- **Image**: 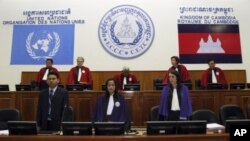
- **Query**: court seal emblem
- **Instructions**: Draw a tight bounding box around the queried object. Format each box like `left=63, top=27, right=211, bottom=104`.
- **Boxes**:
left=99, top=5, right=154, bottom=59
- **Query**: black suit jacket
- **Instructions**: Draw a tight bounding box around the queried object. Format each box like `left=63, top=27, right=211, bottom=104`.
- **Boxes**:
left=36, top=86, right=68, bottom=131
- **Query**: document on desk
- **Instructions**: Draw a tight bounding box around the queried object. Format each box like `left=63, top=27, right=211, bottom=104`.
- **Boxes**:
left=0, top=130, right=9, bottom=135
left=207, top=123, right=225, bottom=132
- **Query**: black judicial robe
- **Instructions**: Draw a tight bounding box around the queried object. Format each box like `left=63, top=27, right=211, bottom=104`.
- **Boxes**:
left=92, top=93, right=130, bottom=123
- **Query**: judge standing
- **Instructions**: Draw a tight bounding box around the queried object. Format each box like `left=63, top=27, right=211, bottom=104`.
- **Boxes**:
left=200, top=59, right=227, bottom=89
left=36, top=58, right=60, bottom=90
left=163, top=56, right=191, bottom=84
left=92, top=78, right=130, bottom=123
left=67, top=56, right=92, bottom=89
left=159, top=70, right=192, bottom=121
left=37, top=72, right=68, bottom=131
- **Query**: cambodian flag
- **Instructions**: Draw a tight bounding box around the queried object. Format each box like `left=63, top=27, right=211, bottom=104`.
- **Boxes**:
left=178, top=24, right=242, bottom=64
left=11, top=25, right=75, bottom=65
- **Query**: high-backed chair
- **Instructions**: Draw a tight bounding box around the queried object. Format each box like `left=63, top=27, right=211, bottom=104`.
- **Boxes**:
left=62, top=106, right=74, bottom=122
left=191, top=109, right=218, bottom=123
left=194, top=79, right=202, bottom=90
left=220, top=104, right=245, bottom=125
left=153, top=78, right=163, bottom=90
left=148, top=105, right=159, bottom=121
left=0, top=108, right=21, bottom=130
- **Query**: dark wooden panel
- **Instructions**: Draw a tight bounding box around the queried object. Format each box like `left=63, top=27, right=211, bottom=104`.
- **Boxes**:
left=122, top=92, right=140, bottom=127
left=15, top=91, right=38, bottom=121
left=0, top=92, right=16, bottom=108
left=1, top=90, right=250, bottom=127
left=69, top=91, right=99, bottom=121
left=140, top=91, right=161, bottom=126
left=0, top=134, right=229, bottom=141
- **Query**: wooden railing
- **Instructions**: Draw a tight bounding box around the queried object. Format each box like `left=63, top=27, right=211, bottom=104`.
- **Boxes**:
left=1, top=90, right=250, bottom=126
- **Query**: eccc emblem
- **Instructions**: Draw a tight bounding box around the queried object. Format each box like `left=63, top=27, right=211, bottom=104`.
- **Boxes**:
left=26, top=31, right=60, bottom=60
left=99, top=5, right=154, bottom=59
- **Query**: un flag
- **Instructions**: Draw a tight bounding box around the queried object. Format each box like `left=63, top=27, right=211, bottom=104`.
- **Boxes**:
left=11, top=25, right=75, bottom=65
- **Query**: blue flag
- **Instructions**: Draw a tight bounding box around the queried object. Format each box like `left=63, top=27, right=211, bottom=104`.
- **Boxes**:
left=11, top=25, right=75, bottom=65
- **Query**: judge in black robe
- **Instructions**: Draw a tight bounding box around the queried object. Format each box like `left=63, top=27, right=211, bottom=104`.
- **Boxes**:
left=92, top=78, right=130, bottom=125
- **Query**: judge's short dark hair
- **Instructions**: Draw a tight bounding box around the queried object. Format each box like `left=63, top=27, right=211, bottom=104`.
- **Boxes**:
left=46, top=58, right=53, bottom=64
left=207, top=59, right=215, bottom=64
left=47, top=71, right=59, bottom=78
left=171, top=56, right=180, bottom=64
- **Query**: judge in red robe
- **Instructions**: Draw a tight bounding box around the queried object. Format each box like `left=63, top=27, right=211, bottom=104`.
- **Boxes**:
left=114, top=66, right=138, bottom=90
left=36, top=58, right=60, bottom=90
left=201, top=59, right=227, bottom=88
left=67, top=57, right=92, bottom=89
left=163, top=56, right=191, bottom=84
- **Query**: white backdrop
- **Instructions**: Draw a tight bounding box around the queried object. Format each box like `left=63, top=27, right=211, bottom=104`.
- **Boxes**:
left=0, top=0, right=249, bottom=90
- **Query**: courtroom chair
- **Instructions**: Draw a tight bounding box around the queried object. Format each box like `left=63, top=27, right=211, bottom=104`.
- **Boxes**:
left=195, top=79, right=202, bottom=90
left=0, top=108, right=21, bottom=130
left=153, top=78, right=163, bottom=90
left=30, top=80, right=39, bottom=90
left=191, top=109, right=218, bottom=123
left=248, top=103, right=250, bottom=119
left=62, top=106, right=74, bottom=122
left=220, top=104, right=245, bottom=125
left=148, top=105, right=160, bottom=121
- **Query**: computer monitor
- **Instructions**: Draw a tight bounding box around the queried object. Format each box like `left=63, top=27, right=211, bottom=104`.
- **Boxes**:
left=66, top=84, right=87, bottom=91
left=246, top=83, right=250, bottom=89
left=94, top=122, right=125, bottom=135
left=176, top=120, right=207, bottom=134
left=0, top=84, right=9, bottom=91
left=8, top=121, right=37, bottom=135
left=58, top=84, right=64, bottom=89
left=230, top=83, right=246, bottom=90
left=225, top=119, right=250, bottom=133
left=207, top=83, right=223, bottom=90
left=183, top=83, right=192, bottom=90
left=15, top=84, right=32, bottom=91
left=146, top=121, right=176, bottom=135
left=123, top=84, right=140, bottom=91
left=154, top=83, right=166, bottom=90
left=62, top=122, right=92, bottom=135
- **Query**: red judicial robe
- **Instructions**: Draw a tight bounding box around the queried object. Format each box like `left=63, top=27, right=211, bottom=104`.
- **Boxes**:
left=163, top=65, right=191, bottom=84
left=201, top=67, right=227, bottom=88
left=114, top=73, right=138, bottom=90
left=36, top=67, right=60, bottom=89
left=67, top=66, right=92, bottom=86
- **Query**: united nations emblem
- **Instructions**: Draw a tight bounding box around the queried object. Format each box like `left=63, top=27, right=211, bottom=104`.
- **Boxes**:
left=98, top=5, right=154, bottom=59
left=26, top=31, right=60, bottom=60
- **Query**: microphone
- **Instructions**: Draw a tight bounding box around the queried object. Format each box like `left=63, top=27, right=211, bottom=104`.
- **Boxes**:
left=61, top=104, right=68, bottom=121
left=60, top=104, right=68, bottom=132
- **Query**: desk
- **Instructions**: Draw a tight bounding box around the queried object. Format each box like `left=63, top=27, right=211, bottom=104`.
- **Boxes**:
left=1, top=90, right=250, bottom=126
left=21, top=70, right=246, bottom=90
left=0, top=134, right=229, bottom=141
